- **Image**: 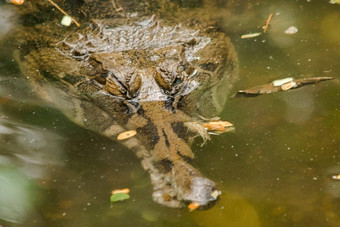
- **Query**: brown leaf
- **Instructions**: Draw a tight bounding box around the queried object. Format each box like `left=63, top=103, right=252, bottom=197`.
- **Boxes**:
left=233, top=77, right=335, bottom=97
left=294, top=77, right=335, bottom=86
left=234, top=84, right=280, bottom=97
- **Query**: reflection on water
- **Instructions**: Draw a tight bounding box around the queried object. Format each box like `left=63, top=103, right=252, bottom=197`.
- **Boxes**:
left=279, top=90, right=315, bottom=124
left=0, top=167, right=33, bottom=224
left=0, top=0, right=339, bottom=226
left=0, top=5, right=16, bottom=39
left=0, top=118, right=64, bottom=224
left=0, top=118, right=64, bottom=179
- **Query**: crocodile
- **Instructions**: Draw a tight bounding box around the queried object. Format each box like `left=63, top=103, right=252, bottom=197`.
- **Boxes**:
left=13, top=0, right=238, bottom=208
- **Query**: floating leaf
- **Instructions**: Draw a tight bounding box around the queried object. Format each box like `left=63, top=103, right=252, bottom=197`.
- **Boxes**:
left=117, top=130, right=137, bottom=140
left=234, top=84, right=280, bottom=97
left=233, top=77, right=335, bottom=97
left=110, top=193, right=130, bottom=202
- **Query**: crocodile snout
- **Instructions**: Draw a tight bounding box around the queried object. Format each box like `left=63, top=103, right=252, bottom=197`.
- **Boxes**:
left=186, top=177, right=221, bottom=207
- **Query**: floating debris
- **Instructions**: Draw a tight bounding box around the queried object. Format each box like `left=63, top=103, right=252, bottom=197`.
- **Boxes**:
left=329, top=0, right=340, bottom=4
left=117, top=130, right=137, bottom=140
left=234, top=77, right=335, bottom=97
left=285, top=26, right=298, bottom=34
left=110, top=188, right=131, bottom=202
left=241, top=32, right=262, bottom=39
left=263, top=13, right=274, bottom=33
left=47, top=0, right=80, bottom=27
left=9, top=0, right=24, bottom=5
left=110, top=193, right=130, bottom=202
left=331, top=174, right=340, bottom=180
left=201, top=121, right=234, bottom=133
left=280, top=81, right=297, bottom=91
left=272, top=77, right=294, bottom=86
left=211, top=190, right=221, bottom=200
left=112, top=188, right=130, bottom=195
left=188, top=202, right=200, bottom=211
left=61, top=15, right=72, bottom=26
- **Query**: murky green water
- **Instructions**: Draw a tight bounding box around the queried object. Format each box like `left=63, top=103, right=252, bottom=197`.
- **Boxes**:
left=0, top=0, right=339, bottom=226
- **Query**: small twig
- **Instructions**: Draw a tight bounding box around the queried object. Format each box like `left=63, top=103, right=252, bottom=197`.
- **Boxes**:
left=47, top=0, right=80, bottom=27
left=262, top=13, right=273, bottom=33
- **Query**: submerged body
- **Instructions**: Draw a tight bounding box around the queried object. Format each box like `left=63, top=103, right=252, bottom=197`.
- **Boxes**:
left=15, top=0, right=238, bottom=208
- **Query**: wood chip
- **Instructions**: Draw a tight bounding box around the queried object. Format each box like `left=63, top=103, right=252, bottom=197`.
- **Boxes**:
left=211, top=190, right=221, bottom=199
left=188, top=202, right=200, bottom=211
left=332, top=174, right=340, bottom=180
left=202, top=121, right=233, bottom=132
left=241, top=32, right=262, bottom=39
left=117, top=130, right=137, bottom=140
left=112, top=188, right=130, bottom=195
left=61, top=15, right=72, bottom=26
left=10, top=0, right=24, bottom=5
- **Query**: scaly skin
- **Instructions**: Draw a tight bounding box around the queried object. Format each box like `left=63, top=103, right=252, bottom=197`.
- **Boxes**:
left=14, top=0, right=238, bottom=208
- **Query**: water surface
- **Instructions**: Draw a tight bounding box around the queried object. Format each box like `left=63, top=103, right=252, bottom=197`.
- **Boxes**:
left=0, top=0, right=339, bottom=226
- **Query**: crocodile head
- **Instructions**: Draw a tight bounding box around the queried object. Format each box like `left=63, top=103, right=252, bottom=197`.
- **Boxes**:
left=86, top=50, right=225, bottom=207
left=70, top=20, right=238, bottom=207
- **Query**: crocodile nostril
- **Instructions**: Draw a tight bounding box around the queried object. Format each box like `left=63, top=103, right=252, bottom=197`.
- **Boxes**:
left=186, top=177, right=221, bottom=206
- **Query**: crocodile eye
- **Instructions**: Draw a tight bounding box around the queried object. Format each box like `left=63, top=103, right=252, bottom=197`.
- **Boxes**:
left=172, top=76, right=183, bottom=86
left=154, top=68, right=172, bottom=91
left=127, top=73, right=142, bottom=98
left=104, top=72, right=127, bottom=97
left=154, top=60, right=185, bottom=94
left=103, top=69, right=141, bottom=99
